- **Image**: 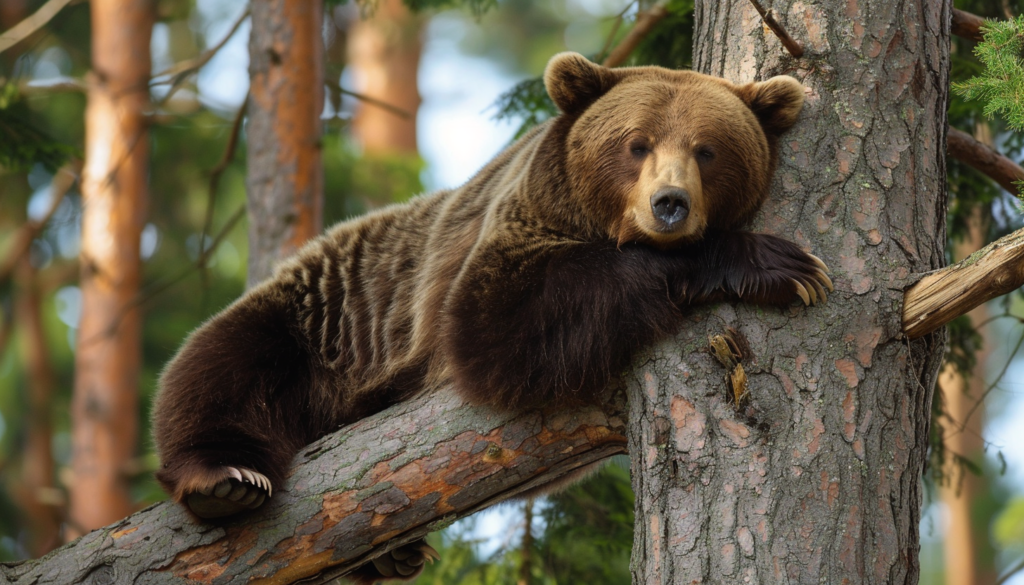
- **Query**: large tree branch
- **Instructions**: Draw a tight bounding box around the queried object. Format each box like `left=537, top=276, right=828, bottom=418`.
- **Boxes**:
left=903, top=226, right=1024, bottom=338
left=951, top=8, right=986, bottom=42
left=0, top=390, right=626, bottom=584
left=947, top=126, right=1024, bottom=194
left=901, top=127, right=1024, bottom=338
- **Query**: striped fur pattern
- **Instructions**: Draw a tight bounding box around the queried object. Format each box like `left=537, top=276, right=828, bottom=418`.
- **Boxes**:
left=152, top=54, right=827, bottom=578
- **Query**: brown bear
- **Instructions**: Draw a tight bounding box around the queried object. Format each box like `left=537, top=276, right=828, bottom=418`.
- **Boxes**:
left=152, top=52, right=831, bottom=582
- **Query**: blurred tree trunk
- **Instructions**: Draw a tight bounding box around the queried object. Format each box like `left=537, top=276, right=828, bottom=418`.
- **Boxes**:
left=939, top=204, right=997, bottom=585
left=628, top=1, right=948, bottom=582
left=68, top=0, right=153, bottom=541
left=347, top=0, right=422, bottom=155
left=15, top=257, right=60, bottom=556
left=246, top=0, right=324, bottom=287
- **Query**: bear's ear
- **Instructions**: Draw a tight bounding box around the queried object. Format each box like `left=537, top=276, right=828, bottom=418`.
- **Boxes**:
left=734, top=76, right=806, bottom=135
left=544, top=52, right=618, bottom=115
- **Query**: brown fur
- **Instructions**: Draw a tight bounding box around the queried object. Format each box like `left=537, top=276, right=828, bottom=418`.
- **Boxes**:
left=153, top=52, right=824, bottom=581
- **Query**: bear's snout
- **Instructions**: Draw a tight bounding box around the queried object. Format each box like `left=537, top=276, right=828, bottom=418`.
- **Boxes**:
left=651, top=187, right=691, bottom=229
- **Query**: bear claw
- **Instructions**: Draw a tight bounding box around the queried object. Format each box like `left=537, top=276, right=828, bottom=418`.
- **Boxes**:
left=185, top=466, right=271, bottom=519
left=369, top=540, right=440, bottom=580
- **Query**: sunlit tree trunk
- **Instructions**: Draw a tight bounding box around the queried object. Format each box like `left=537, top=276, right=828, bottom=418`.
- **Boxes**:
left=628, top=1, right=948, bottom=582
left=246, top=0, right=324, bottom=287
left=15, top=257, right=61, bottom=555
left=68, top=0, right=153, bottom=541
left=939, top=204, right=997, bottom=585
left=347, top=0, right=422, bottom=155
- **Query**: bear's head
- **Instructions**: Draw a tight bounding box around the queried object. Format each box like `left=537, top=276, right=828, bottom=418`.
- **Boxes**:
left=544, top=52, right=805, bottom=247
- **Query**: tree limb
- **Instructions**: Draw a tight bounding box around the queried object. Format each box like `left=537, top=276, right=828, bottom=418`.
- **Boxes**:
left=602, top=2, right=668, bottom=68
left=903, top=226, right=1024, bottom=338
left=947, top=126, right=1024, bottom=194
left=0, top=0, right=77, bottom=55
left=952, top=8, right=986, bottom=42
left=747, top=0, right=804, bottom=58
left=0, top=390, right=627, bottom=584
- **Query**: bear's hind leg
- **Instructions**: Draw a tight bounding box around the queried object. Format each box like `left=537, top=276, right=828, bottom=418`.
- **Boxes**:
left=154, top=284, right=314, bottom=519
left=345, top=539, right=441, bottom=584
left=173, top=464, right=271, bottom=519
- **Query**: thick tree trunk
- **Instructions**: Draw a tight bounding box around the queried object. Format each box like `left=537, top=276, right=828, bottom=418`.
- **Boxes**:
left=69, top=0, right=153, bottom=540
left=0, top=391, right=627, bottom=584
left=347, top=0, right=422, bottom=155
left=14, top=258, right=61, bottom=557
left=246, top=0, right=324, bottom=287
left=938, top=205, right=997, bottom=585
left=628, top=2, right=948, bottom=583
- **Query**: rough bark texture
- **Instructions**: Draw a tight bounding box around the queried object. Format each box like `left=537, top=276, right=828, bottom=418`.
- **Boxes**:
left=69, top=0, right=153, bottom=540
left=0, top=391, right=626, bottom=584
left=627, top=2, right=948, bottom=583
left=246, top=0, right=324, bottom=287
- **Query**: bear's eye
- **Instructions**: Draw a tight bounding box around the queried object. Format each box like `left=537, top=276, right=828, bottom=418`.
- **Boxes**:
left=630, top=141, right=651, bottom=159
left=696, top=146, right=716, bottom=163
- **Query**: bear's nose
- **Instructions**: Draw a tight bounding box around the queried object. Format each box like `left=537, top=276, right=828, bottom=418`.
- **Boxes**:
left=651, top=187, right=691, bottom=228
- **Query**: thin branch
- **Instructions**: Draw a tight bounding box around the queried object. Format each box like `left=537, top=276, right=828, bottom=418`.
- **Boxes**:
left=0, top=0, right=77, bottom=55
left=954, top=326, right=1024, bottom=436
left=947, top=126, right=1024, bottom=195
left=201, top=96, right=249, bottom=273
left=18, top=77, right=87, bottom=95
left=0, top=391, right=627, bottom=584
left=152, top=7, right=250, bottom=106
left=325, top=79, right=411, bottom=119
left=595, top=1, right=637, bottom=65
left=747, top=0, right=805, bottom=58
left=602, top=1, right=669, bottom=68
left=997, top=556, right=1024, bottom=585
left=952, top=8, right=987, bottom=42
left=0, top=161, right=80, bottom=287
left=903, top=225, right=1024, bottom=338
left=77, top=204, right=247, bottom=351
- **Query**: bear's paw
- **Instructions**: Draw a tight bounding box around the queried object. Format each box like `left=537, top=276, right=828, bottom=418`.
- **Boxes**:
left=183, top=466, right=271, bottom=519
left=347, top=539, right=441, bottom=584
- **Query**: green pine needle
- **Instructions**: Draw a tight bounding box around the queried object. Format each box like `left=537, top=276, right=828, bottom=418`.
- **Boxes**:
left=954, top=15, right=1024, bottom=132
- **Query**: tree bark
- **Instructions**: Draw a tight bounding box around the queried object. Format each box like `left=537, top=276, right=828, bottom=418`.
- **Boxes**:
left=246, top=0, right=324, bottom=287
left=69, top=0, right=153, bottom=540
left=626, top=2, right=948, bottom=583
left=0, top=391, right=627, bottom=584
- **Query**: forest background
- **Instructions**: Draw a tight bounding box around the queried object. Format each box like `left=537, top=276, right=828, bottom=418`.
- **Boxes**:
left=0, top=0, right=1022, bottom=583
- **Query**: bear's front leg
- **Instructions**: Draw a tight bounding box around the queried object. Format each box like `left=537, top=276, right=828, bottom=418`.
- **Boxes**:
left=678, top=230, right=833, bottom=306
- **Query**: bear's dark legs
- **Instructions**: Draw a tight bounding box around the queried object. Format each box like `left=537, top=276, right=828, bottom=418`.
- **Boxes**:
left=445, top=232, right=831, bottom=409
left=153, top=286, right=315, bottom=519
left=344, top=539, right=441, bottom=584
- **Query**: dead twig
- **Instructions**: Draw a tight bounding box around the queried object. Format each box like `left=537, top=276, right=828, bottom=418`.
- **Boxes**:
left=747, top=0, right=804, bottom=58
left=602, top=1, right=669, bottom=68
left=0, top=0, right=78, bottom=55
left=325, top=78, right=411, bottom=119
